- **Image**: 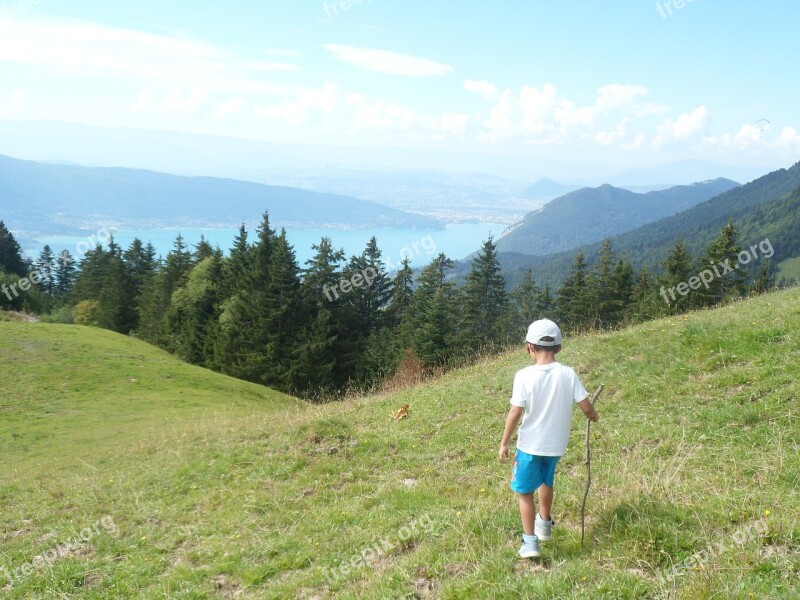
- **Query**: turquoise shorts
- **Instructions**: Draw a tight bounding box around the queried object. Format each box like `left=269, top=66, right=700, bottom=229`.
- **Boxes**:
left=510, top=449, right=560, bottom=494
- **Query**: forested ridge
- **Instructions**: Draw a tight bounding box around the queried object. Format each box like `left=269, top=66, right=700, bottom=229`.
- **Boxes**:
left=0, top=209, right=781, bottom=397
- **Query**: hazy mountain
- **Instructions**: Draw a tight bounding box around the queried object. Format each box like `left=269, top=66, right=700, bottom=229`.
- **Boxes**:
left=521, top=178, right=583, bottom=198
left=491, top=161, right=800, bottom=287
left=496, top=178, right=740, bottom=256
left=0, top=120, right=778, bottom=185
left=0, top=154, right=440, bottom=236
left=608, top=159, right=767, bottom=187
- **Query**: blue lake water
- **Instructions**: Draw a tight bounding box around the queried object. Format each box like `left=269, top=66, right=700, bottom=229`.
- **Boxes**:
left=29, top=222, right=511, bottom=270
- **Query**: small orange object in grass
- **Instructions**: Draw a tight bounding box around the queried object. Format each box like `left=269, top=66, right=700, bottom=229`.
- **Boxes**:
left=393, top=403, right=410, bottom=420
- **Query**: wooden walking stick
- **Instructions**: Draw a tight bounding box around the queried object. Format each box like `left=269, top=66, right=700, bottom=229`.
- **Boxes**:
left=580, top=384, right=604, bottom=547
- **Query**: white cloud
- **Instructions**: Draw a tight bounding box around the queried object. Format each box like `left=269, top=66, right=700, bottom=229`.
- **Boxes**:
left=776, top=126, right=800, bottom=154
left=247, top=61, right=300, bottom=72
left=652, top=106, right=709, bottom=149
left=323, top=44, right=453, bottom=77
left=481, top=83, right=652, bottom=143
left=464, top=79, right=498, bottom=100
left=439, top=112, right=470, bottom=136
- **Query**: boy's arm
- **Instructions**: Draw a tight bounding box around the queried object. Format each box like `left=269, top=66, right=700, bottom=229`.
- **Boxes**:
left=577, top=397, right=599, bottom=422
left=499, top=405, right=524, bottom=462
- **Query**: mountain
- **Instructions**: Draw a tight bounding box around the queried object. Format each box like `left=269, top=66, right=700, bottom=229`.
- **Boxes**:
left=521, top=178, right=582, bottom=198
left=608, top=159, right=768, bottom=187
left=495, top=179, right=739, bottom=256
left=493, top=161, right=800, bottom=287
left=0, top=154, right=440, bottom=236
left=3, top=287, right=797, bottom=596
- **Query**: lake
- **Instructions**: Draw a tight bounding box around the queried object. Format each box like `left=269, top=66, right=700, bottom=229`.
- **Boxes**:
left=30, top=222, right=512, bottom=270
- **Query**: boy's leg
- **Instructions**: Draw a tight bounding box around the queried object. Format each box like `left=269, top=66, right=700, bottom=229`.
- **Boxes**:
left=537, top=484, right=553, bottom=521
left=518, top=493, right=536, bottom=536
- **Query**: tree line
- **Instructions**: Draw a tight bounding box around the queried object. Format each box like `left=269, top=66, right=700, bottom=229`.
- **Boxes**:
left=0, top=216, right=777, bottom=398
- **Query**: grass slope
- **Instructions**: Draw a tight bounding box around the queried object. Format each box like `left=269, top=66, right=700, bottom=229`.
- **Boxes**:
left=1, top=292, right=799, bottom=599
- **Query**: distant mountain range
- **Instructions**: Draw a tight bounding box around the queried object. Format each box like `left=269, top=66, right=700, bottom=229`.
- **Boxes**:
left=489, top=161, right=800, bottom=287
left=0, top=120, right=775, bottom=185
left=0, top=154, right=440, bottom=237
left=496, top=178, right=740, bottom=256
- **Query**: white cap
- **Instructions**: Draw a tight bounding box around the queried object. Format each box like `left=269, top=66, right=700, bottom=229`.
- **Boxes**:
left=525, top=319, right=563, bottom=346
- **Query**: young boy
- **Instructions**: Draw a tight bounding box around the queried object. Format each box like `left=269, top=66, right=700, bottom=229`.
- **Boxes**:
left=499, top=319, right=599, bottom=558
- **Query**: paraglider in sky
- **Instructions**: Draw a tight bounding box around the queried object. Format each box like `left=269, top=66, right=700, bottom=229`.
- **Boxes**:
left=755, top=119, right=771, bottom=131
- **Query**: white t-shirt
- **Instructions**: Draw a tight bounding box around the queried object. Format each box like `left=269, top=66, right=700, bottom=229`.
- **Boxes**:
left=510, top=362, right=589, bottom=457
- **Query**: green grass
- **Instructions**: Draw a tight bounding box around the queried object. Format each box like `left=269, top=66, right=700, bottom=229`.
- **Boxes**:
left=776, top=256, right=800, bottom=283
left=2, top=291, right=799, bottom=599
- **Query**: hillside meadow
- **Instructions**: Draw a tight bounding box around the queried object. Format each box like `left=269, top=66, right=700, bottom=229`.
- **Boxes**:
left=1, top=289, right=798, bottom=598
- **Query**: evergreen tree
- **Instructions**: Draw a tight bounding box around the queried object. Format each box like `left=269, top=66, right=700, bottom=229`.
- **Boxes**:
left=386, top=257, right=414, bottom=331
left=628, top=267, right=663, bottom=323
left=659, top=238, right=694, bottom=313
left=123, top=239, right=157, bottom=322
left=169, top=254, right=224, bottom=364
left=505, top=268, right=541, bottom=342
left=347, top=237, right=392, bottom=338
left=0, top=221, right=26, bottom=276
left=411, top=253, right=457, bottom=367
left=699, top=221, right=747, bottom=306
left=588, top=240, right=618, bottom=327
left=462, top=237, right=507, bottom=347
left=294, top=237, right=354, bottom=393
left=54, top=250, right=77, bottom=297
left=752, top=258, right=774, bottom=294
left=97, top=237, right=137, bottom=333
left=261, top=229, right=303, bottom=391
left=36, top=245, right=56, bottom=296
left=556, top=251, right=591, bottom=330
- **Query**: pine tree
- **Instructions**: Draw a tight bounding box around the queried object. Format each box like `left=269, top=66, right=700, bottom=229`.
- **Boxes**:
left=556, top=251, right=591, bottom=330
left=462, top=237, right=507, bottom=348
left=751, top=258, right=774, bottom=295
left=347, top=237, right=392, bottom=337
left=261, top=229, right=303, bottom=391
left=411, top=253, right=457, bottom=367
left=628, top=267, right=663, bottom=323
left=294, top=237, right=356, bottom=393
left=97, top=236, right=137, bottom=333
left=505, top=268, right=541, bottom=342
left=169, top=254, right=224, bottom=364
left=36, top=245, right=56, bottom=296
left=386, top=257, right=414, bottom=331
left=54, top=250, right=77, bottom=297
left=0, top=221, right=26, bottom=276
left=588, top=240, right=617, bottom=327
left=700, top=221, right=747, bottom=306
left=659, top=238, right=694, bottom=313
left=123, top=239, right=157, bottom=324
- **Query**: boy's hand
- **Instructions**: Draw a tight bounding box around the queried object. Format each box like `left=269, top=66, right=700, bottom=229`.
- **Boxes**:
left=498, top=443, right=510, bottom=462
left=588, top=411, right=599, bottom=423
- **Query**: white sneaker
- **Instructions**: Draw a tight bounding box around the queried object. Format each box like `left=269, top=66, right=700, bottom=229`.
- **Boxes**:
left=518, top=534, right=540, bottom=558
left=535, top=514, right=553, bottom=541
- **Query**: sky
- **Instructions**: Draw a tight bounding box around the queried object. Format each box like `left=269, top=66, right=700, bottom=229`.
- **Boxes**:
left=0, top=0, right=798, bottom=172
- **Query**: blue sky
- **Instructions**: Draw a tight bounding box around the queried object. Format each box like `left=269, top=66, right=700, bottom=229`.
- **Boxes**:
left=0, top=0, right=798, bottom=170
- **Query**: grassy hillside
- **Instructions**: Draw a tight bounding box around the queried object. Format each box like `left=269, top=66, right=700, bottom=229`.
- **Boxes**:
left=1, top=291, right=799, bottom=598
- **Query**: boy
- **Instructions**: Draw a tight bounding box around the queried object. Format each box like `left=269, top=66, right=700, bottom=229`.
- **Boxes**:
left=499, top=319, right=599, bottom=558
